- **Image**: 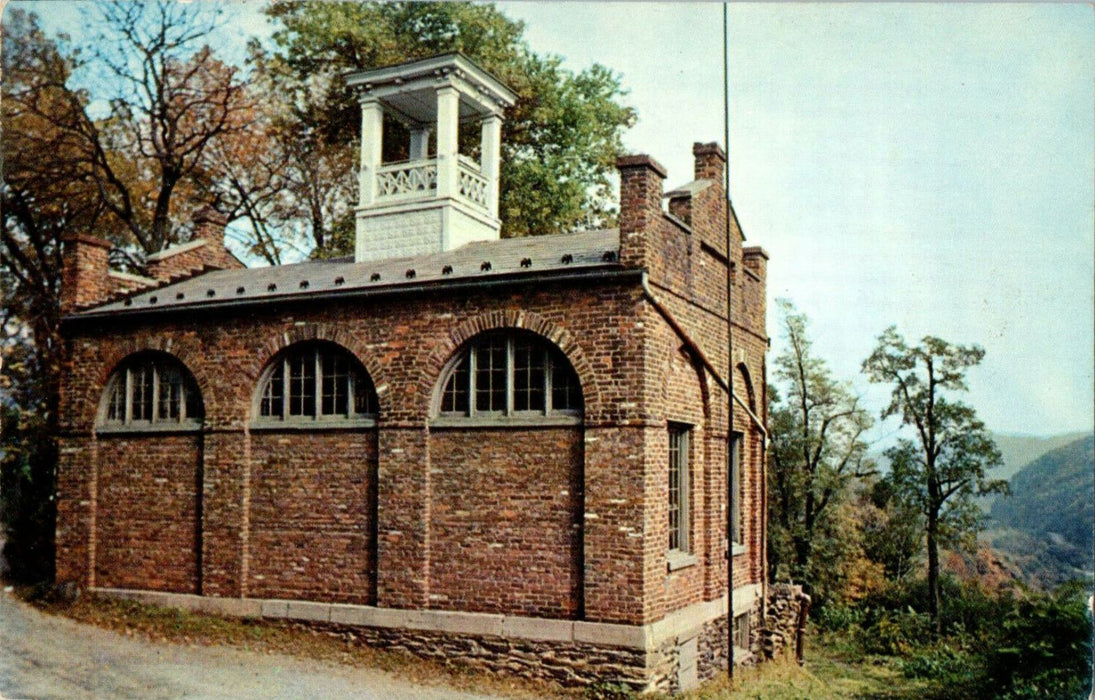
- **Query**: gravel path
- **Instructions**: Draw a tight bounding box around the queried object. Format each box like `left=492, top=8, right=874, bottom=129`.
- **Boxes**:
left=0, top=588, right=496, bottom=700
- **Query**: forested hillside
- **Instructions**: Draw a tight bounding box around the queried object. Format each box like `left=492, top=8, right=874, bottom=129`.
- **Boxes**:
left=988, top=434, right=1094, bottom=588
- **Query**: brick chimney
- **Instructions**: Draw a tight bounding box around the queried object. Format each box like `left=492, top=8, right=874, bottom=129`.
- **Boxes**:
left=742, top=246, right=768, bottom=279
left=192, top=205, right=228, bottom=248
left=617, top=154, right=667, bottom=269
left=60, top=233, right=113, bottom=314
left=145, top=206, right=242, bottom=283
left=693, top=142, right=725, bottom=183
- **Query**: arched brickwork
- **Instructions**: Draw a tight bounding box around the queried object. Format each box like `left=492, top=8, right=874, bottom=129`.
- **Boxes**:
left=97, top=336, right=207, bottom=396
left=418, top=309, right=600, bottom=418
left=250, top=324, right=392, bottom=417
left=92, top=338, right=208, bottom=429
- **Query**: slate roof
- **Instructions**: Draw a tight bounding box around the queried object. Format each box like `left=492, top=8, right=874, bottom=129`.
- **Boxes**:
left=81, top=228, right=623, bottom=318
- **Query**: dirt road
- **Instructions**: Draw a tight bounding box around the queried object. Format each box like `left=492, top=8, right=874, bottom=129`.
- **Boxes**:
left=0, top=588, right=496, bottom=700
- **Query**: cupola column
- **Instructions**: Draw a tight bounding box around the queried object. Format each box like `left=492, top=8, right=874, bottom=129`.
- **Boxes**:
left=359, top=98, right=383, bottom=207
left=480, top=115, right=503, bottom=214
left=409, top=127, right=431, bottom=161
left=436, top=85, right=461, bottom=200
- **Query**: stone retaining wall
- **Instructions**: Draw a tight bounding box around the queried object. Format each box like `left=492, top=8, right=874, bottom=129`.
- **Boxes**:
left=761, top=583, right=807, bottom=660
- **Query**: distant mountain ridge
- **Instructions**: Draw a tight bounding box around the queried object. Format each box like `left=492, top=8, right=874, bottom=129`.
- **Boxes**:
left=989, top=431, right=1091, bottom=482
left=988, top=434, right=1094, bottom=589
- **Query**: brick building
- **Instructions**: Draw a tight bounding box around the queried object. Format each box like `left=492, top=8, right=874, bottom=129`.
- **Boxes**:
left=55, top=54, right=771, bottom=692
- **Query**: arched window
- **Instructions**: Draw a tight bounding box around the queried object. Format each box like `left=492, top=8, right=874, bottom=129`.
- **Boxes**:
left=436, top=331, right=582, bottom=419
left=255, top=343, right=377, bottom=424
left=100, top=353, right=203, bottom=428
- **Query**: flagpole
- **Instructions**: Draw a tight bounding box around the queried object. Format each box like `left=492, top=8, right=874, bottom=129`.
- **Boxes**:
left=723, top=0, right=736, bottom=681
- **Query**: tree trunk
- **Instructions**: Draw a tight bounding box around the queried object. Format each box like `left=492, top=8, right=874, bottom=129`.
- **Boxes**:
left=793, top=534, right=813, bottom=594
left=926, top=510, right=941, bottom=638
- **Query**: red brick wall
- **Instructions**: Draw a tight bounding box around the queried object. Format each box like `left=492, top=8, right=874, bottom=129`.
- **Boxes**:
left=94, top=434, right=202, bottom=593
left=57, top=140, right=769, bottom=633
left=429, top=427, right=583, bottom=618
left=249, top=431, right=378, bottom=604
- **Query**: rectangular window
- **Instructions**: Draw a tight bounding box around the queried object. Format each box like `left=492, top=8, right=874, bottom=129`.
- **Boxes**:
left=474, top=336, right=506, bottom=413
left=668, top=425, right=690, bottom=553
left=731, top=432, right=743, bottom=545
left=131, top=365, right=154, bottom=421
left=321, top=352, right=348, bottom=415
left=288, top=352, right=316, bottom=417
left=512, top=340, right=545, bottom=412
left=158, top=369, right=181, bottom=421
left=733, top=612, right=750, bottom=650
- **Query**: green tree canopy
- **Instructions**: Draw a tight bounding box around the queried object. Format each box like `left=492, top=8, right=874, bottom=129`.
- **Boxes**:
left=862, top=327, right=1007, bottom=635
left=254, top=1, right=636, bottom=253
left=767, top=299, right=874, bottom=602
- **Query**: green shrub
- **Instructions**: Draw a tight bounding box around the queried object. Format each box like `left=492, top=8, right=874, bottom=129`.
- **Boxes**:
left=813, top=602, right=865, bottom=633
left=981, top=582, right=1092, bottom=700
left=858, top=607, right=932, bottom=656
left=899, top=643, right=972, bottom=681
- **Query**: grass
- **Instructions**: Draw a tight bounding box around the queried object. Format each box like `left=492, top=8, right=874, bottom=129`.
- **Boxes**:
left=22, top=587, right=580, bottom=699
left=681, top=637, right=933, bottom=700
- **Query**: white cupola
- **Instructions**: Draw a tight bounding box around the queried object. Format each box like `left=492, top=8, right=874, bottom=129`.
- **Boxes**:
left=345, top=53, right=518, bottom=263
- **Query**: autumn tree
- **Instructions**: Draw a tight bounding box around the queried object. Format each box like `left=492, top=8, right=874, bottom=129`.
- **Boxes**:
left=1, top=2, right=248, bottom=579
left=767, top=300, right=875, bottom=602
left=0, top=9, right=97, bottom=580
left=862, top=327, right=1007, bottom=635
left=249, top=1, right=635, bottom=256
left=205, top=53, right=355, bottom=262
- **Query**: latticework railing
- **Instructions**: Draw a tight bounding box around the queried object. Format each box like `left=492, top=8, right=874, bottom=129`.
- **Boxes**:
left=375, top=160, right=437, bottom=200
left=458, top=160, right=489, bottom=209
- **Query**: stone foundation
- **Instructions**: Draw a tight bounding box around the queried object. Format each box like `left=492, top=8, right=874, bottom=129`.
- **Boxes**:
left=91, top=585, right=767, bottom=694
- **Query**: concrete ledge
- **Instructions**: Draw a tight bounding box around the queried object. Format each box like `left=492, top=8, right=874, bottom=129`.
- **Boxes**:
left=286, top=600, right=331, bottom=622
left=502, top=616, right=574, bottom=642
left=90, top=585, right=760, bottom=651
left=146, top=239, right=207, bottom=262
left=92, top=588, right=262, bottom=618
left=574, top=621, right=649, bottom=648
left=260, top=599, right=290, bottom=618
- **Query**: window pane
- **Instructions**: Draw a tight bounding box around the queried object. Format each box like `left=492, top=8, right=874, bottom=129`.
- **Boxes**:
left=158, top=368, right=182, bottom=421
left=441, top=356, right=469, bottom=413
left=261, top=364, right=284, bottom=417
left=474, top=336, right=506, bottom=412
left=731, top=433, right=743, bottom=544
left=321, top=351, right=348, bottom=415
left=132, top=364, right=154, bottom=421
left=101, top=356, right=201, bottom=427
left=513, top=340, right=545, bottom=412
left=288, top=351, right=316, bottom=417
left=669, top=429, right=683, bottom=551
left=550, top=354, right=582, bottom=412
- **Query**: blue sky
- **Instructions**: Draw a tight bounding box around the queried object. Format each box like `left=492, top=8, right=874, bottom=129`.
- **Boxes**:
left=17, top=1, right=1095, bottom=438
left=504, top=2, right=1095, bottom=440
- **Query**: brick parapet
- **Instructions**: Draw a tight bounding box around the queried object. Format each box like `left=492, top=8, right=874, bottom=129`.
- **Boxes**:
left=617, top=154, right=667, bottom=271
left=61, top=234, right=113, bottom=313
